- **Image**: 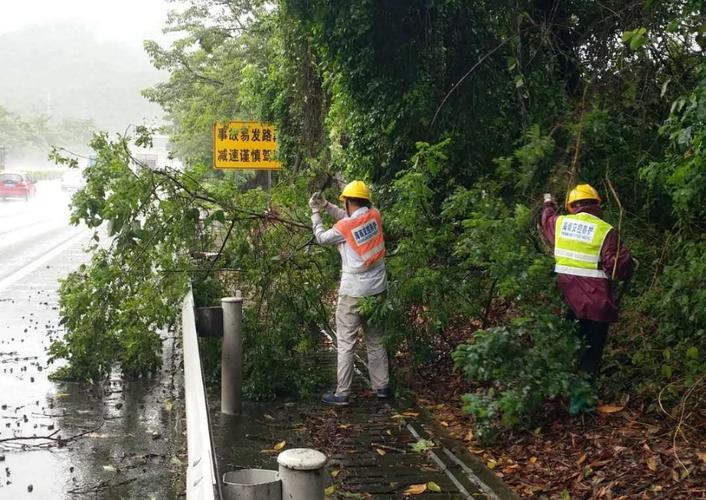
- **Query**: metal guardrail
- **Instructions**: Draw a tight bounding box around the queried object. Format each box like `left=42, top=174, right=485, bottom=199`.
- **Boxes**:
left=182, top=289, right=221, bottom=500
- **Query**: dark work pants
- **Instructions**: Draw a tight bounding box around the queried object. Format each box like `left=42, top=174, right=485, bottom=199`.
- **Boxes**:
left=567, top=312, right=610, bottom=381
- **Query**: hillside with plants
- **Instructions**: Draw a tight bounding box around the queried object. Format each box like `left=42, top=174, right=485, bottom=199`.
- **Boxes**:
left=50, top=1, right=705, bottom=496
left=0, top=23, right=163, bottom=132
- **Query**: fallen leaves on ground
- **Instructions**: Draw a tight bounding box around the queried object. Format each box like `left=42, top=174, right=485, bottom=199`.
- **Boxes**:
left=400, top=327, right=706, bottom=499
left=597, top=404, right=625, bottom=414
left=409, top=438, right=434, bottom=453
left=427, top=481, right=442, bottom=492
left=403, top=483, right=427, bottom=495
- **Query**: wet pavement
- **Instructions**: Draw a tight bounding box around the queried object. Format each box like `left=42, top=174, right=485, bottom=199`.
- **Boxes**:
left=209, top=355, right=516, bottom=499
left=0, top=181, right=185, bottom=499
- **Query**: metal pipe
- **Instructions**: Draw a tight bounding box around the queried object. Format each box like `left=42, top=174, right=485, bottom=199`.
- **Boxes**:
left=221, top=291, right=243, bottom=415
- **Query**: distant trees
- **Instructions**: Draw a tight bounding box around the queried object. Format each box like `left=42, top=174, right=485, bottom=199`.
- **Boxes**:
left=0, top=104, right=95, bottom=167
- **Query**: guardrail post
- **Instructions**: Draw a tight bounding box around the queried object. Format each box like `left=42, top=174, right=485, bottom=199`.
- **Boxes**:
left=277, top=449, right=327, bottom=500
left=221, top=291, right=243, bottom=415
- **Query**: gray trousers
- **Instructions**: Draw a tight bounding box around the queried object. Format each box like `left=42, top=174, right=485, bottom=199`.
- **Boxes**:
left=334, top=294, right=390, bottom=396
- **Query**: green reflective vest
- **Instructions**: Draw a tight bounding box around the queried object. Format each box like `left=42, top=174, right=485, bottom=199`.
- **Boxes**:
left=554, top=213, right=613, bottom=279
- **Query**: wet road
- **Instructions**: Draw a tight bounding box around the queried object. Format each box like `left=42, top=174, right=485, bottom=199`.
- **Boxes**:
left=0, top=181, right=185, bottom=498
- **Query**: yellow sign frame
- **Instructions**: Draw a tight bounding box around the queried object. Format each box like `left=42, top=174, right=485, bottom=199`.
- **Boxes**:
left=212, top=121, right=282, bottom=170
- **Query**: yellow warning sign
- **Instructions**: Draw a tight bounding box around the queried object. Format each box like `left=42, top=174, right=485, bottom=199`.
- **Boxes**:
left=212, top=121, right=281, bottom=170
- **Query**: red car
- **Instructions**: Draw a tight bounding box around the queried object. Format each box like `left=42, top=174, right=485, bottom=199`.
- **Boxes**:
left=0, top=172, right=36, bottom=200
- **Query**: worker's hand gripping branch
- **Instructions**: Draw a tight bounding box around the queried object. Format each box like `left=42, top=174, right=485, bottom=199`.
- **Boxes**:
left=308, top=191, right=327, bottom=212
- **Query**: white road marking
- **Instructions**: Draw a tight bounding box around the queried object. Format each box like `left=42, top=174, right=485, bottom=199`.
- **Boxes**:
left=0, top=229, right=90, bottom=293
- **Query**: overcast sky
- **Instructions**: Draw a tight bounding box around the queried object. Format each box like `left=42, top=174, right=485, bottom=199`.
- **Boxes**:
left=0, top=0, right=175, bottom=47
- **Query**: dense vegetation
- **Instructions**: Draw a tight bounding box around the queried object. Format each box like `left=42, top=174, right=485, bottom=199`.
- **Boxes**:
left=52, top=0, right=704, bottom=448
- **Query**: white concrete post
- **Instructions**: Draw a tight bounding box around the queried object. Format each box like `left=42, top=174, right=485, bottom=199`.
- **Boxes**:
left=221, top=291, right=243, bottom=415
left=277, top=448, right=327, bottom=500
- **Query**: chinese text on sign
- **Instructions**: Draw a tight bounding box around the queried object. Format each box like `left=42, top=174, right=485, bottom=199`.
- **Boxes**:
left=213, top=121, right=281, bottom=170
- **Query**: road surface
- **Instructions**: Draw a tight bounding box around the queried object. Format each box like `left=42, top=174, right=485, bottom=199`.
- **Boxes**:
left=0, top=180, right=184, bottom=498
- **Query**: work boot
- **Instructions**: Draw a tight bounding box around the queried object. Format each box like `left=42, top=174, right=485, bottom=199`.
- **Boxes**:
left=321, top=392, right=350, bottom=406
left=376, top=387, right=392, bottom=399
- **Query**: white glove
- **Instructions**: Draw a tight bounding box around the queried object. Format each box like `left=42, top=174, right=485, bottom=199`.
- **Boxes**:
left=308, top=192, right=325, bottom=211
left=543, top=193, right=554, bottom=203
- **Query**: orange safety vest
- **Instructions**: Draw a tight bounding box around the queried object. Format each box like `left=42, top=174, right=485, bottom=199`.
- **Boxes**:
left=334, top=209, right=386, bottom=268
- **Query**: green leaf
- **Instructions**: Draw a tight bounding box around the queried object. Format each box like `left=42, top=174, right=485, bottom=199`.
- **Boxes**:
left=427, top=481, right=442, bottom=492
left=410, top=439, right=435, bottom=453
left=629, top=33, right=646, bottom=51
left=212, top=210, right=226, bottom=223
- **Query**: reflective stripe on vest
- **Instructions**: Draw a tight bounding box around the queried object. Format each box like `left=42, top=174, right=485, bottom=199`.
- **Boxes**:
left=554, top=213, right=612, bottom=279
left=334, top=208, right=386, bottom=268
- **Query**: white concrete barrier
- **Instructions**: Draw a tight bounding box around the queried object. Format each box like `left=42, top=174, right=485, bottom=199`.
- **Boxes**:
left=182, top=289, right=220, bottom=500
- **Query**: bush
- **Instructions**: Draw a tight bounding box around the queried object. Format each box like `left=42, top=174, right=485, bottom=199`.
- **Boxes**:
left=452, top=314, right=589, bottom=444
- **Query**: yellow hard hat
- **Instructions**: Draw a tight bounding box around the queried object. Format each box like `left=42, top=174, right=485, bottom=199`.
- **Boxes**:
left=566, top=183, right=601, bottom=210
left=339, top=180, right=371, bottom=201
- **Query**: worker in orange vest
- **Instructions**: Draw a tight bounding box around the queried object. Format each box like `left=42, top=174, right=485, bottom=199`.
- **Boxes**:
left=309, top=181, right=390, bottom=406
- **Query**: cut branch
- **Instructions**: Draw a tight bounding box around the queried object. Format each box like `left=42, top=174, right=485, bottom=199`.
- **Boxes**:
left=430, top=38, right=511, bottom=128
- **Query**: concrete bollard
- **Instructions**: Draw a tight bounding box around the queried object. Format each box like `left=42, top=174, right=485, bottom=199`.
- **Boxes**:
left=222, top=469, right=281, bottom=500
left=221, top=292, right=243, bottom=415
left=277, top=448, right=327, bottom=500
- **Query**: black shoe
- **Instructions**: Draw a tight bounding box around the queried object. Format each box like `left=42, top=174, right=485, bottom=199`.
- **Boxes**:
left=376, top=387, right=392, bottom=399
left=322, top=392, right=350, bottom=406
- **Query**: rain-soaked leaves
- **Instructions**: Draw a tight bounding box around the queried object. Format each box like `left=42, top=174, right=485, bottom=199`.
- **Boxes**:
left=409, top=439, right=434, bottom=453
left=427, top=481, right=442, bottom=492
left=403, top=483, right=427, bottom=495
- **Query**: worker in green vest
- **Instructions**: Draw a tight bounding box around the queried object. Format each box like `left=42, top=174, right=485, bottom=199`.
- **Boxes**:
left=541, top=184, right=633, bottom=411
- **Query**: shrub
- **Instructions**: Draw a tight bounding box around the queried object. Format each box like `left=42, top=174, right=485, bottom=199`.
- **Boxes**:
left=452, top=314, right=589, bottom=443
